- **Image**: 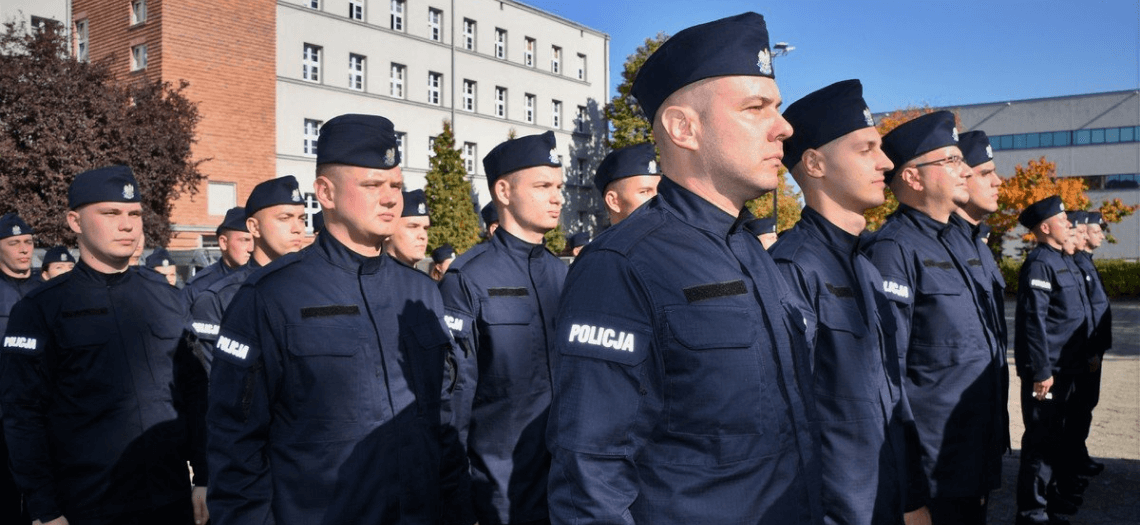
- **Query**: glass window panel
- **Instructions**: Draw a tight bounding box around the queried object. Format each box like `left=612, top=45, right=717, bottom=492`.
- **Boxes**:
left=1121, top=126, right=1135, bottom=142
left=1013, top=134, right=1027, bottom=148
left=1106, top=128, right=1120, bottom=143
left=1000, top=135, right=1014, bottom=149
left=1026, top=133, right=1040, bottom=148
left=1054, top=131, right=1070, bottom=146
left=1039, top=132, right=1053, bottom=147
left=1075, top=130, right=1091, bottom=145
left=1091, top=129, right=1105, bottom=143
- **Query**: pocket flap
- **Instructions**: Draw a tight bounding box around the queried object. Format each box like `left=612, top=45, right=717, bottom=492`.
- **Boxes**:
left=665, top=305, right=755, bottom=350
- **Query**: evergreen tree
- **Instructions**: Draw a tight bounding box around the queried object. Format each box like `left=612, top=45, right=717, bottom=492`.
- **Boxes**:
left=544, top=224, right=566, bottom=254
left=424, top=120, right=482, bottom=254
left=605, top=33, right=669, bottom=149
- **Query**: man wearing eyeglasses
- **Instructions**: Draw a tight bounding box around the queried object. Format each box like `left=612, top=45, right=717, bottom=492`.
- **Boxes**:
left=862, top=111, right=1006, bottom=525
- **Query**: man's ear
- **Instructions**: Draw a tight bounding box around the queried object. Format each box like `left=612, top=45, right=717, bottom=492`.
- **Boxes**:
left=493, top=177, right=512, bottom=208
left=899, top=165, right=923, bottom=192
left=314, top=174, right=336, bottom=211
left=246, top=216, right=261, bottom=240
left=801, top=149, right=826, bottom=180
left=67, top=210, right=82, bottom=235
left=603, top=188, right=621, bottom=215
left=658, top=104, right=701, bottom=152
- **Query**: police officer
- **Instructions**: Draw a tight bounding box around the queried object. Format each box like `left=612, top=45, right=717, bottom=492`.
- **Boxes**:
left=189, top=176, right=306, bottom=370
left=1014, top=197, right=1093, bottom=525
left=1064, top=211, right=1110, bottom=485
left=593, top=143, right=660, bottom=225
left=439, top=130, right=568, bottom=525
left=481, top=202, right=499, bottom=238
left=40, top=246, right=77, bottom=281
left=1, top=165, right=209, bottom=525
left=207, top=114, right=472, bottom=525
left=385, top=189, right=431, bottom=268
left=547, top=13, right=819, bottom=524
left=773, top=79, right=926, bottom=525
left=145, top=247, right=179, bottom=287
left=183, top=207, right=252, bottom=305
left=746, top=216, right=779, bottom=249
left=430, top=244, right=456, bottom=282
left=564, top=232, right=589, bottom=257
left=862, top=111, right=1005, bottom=524
left=0, top=212, right=36, bottom=525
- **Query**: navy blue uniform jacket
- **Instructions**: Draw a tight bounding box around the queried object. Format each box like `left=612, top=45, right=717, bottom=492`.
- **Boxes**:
left=206, top=232, right=471, bottom=525
left=770, top=207, right=913, bottom=524
left=183, top=259, right=239, bottom=307
left=189, top=262, right=258, bottom=373
left=1014, top=245, right=1093, bottom=381
left=1073, top=251, right=1111, bottom=356
left=0, top=261, right=208, bottom=522
left=438, top=227, right=567, bottom=525
left=547, top=178, right=820, bottom=525
left=862, top=205, right=1006, bottom=499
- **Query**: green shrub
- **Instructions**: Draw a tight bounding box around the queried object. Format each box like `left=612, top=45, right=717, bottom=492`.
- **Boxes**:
left=998, top=257, right=1140, bottom=298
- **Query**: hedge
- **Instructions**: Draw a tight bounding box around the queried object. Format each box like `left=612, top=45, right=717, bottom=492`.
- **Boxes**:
left=999, top=258, right=1140, bottom=298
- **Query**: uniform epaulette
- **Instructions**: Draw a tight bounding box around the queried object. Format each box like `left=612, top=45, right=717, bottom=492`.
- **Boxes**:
left=134, top=266, right=171, bottom=285
left=448, top=242, right=491, bottom=272
left=244, top=250, right=306, bottom=287
left=589, top=207, right=666, bottom=257
left=21, top=270, right=72, bottom=299
left=390, top=259, right=437, bottom=285
left=185, top=264, right=217, bottom=285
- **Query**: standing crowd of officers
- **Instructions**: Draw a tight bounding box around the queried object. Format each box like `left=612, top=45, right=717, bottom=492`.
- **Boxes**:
left=0, top=11, right=1116, bottom=525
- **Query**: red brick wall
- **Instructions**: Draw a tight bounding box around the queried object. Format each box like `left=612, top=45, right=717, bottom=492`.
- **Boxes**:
left=73, top=0, right=277, bottom=250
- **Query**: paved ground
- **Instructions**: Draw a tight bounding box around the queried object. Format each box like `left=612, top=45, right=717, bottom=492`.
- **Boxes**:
left=988, top=300, right=1140, bottom=524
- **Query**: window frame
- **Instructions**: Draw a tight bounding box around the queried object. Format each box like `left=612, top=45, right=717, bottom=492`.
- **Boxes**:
left=348, top=53, right=366, bottom=91
left=302, top=43, right=322, bottom=83
left=428, top=72, right=442, bottom=105
left=463, top=19, right=476, bottom=51
left=495, top=86, right=507, bottom=118
left=494, top=28, right=506, bottom=59
left=130, top=43, right=147, bottom=71
left=390, top=0, right=405, bottom=31
left=428, top=8, right=443, bottom=42
left=462, top=80, right=476, bottom=112
left=390, top=63, right=406, bottom=98
left=303, top=119, right=322, bottom=157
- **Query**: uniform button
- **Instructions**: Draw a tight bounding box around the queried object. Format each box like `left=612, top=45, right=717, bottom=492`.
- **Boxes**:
left=376, top=368, right=382, bottom=378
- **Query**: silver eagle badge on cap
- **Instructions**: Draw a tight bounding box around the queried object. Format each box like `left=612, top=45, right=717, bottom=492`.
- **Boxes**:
left=11, top=226, right=20, bottom=235
left=385, top=148, right=396, bottom=166
left=986, top=145, right=993, bottom=159
left=756, top=48, right=773, bottom=75
left=291, top=189, right=302, bottom=202
left=123, top=184, right=135, bottom=199
left=647, top=160, right=657, bottom=174
left=951, top=127, right=959, bottom=142
left=549, top=149, right=559, bottom=164
left=863, top=108, right=875, bottom=127
left=417, top=202, right=426, bottom=214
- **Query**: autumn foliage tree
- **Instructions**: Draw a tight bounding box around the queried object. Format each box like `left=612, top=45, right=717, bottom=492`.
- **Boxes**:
left=424, top=121, right=482, bottom=254
left=746, top=169, right=803, bottom=232
left=0, top=22, right=205, bottom=246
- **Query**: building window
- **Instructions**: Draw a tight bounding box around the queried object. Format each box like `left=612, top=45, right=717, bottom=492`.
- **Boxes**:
left=462, top=80, right=476, bottom=112
left=427, top=72, right=442, bottom=105
left=349, top=0, right=363, bottom=20
left=130, top=44, right=147, bottom=71
left=390, top=63, right=405, bottom=98
left=31, top=16, right=61, bottom=33
left=463, top=19, right=476, bottom=51
left=428, top=135, right=437, bottom=157
left=208, top=182, right=237, bottom=216
left=302, top=44, right=321, bottom=82
left=395, top=132, right=406, bottom=166
left=576, top=105, right=587, bottom=133
left=551, top=46, right=561, bottom=74
left=552, top=100, right=562, bottom=129
left=525, top=94, right=535, bottom=123
left=74, top=19, right=88, bottom=62
left=348, top=54, right=365, bottom=91
left=524, top=37, right=535, bottom=67
left=304, top=119, right=322, bottom=156
left=577, top=53, right=587, bottom=81
left=130, top=0, right=147, bottom=25
left=988, top=125, right=1140, bottom=152
left=494, top=28, right=506, bottom=59
left=428, top=8, right=442, bottom=42
left=308, top=0, right=320, bottom=9
left=390, top=0, right=404, bottom=31
left=495, top=87, right=507, bottom=118
left=576, top=157, right=588, bottom=184
left=463, top=143, right=477, bottom=175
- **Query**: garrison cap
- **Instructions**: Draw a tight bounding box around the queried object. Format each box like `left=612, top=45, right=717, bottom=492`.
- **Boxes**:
left=216, top=207, right=249, bottom=235
left=0, top=213, right=33, bottom=239
left=1067, top=210, right=1088, bottom=226
left=245, top=176, right=303, bottom=217
left=1019, top=196, right=1065, bottom=229
left=41, top=246, right=75, bottom=269
left=632, top=12, right=774, bottom=123
left=481, top=203, right=498, bottom=227
left=311, top=211, right=325, bottom=233
left=1088, top=211, right=1105, bottom=227
left=145, top=248, right=174, bottom=269
left=316, top=114, right=401, bottom=169
left=594, top=143, right=659, bottom=192
left=781, top=79, right=876, bottom=170
left=745, top=216, right=778, bottom=236
left=567, top=232, right=590, bottom=249
left=402, top=189, right=429, bottom=217
left=958, top=130, right=994, bottom=168
left=882, top=111, right=959, bottom=183
left=68, top=165, right=140, bottom=209
left=431, top=244, right=455, bottom=264
left=483, top=131, right=560, bottom=184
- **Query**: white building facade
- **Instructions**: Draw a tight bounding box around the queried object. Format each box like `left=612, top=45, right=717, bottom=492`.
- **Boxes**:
left=275, top=0, right=611, bottom=232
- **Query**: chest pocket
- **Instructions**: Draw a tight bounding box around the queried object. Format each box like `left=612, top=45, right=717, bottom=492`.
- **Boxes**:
left=285, top=323, right=371, bottom=420
left=399, top=322, right=450, bottom=413
left=55, top=314, right=126, bottom=402
left=476, top=296, right=539, bottom=396
left=663, top=305, right=775, bottom=443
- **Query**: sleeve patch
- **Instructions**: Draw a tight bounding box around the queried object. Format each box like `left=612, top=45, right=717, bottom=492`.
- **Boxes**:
left=2, top=336, right=40, bottom=353
left=191, top=321, right=220, bottom=336
left=883, top=280, right=911, bottom=299
left=1030, top=279, right=1053, bottom=291
left=559, top=318, right=650, bottom=367
left=216, top=334, right=251, bottom=360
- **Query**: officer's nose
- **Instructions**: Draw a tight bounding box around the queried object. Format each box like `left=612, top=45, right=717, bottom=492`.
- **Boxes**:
left=876, top=147, right=894, bottom=173
left=773, top=113, right=793, bottom=143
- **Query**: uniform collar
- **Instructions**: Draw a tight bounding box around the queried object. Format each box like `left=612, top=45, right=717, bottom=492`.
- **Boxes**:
left=491, top=226, right=549, bottom=260
left=948, top=213, right=974, bottom=235
left=975, top=222, right=992, bottom=242
left=897, top=203, right=954, bottom=236
left=316, top=230, right=387, bottom=275
left=799, top=206, right=861, bottom=255
left=657, top=177, right=744, bottom=237
left=74, top=259, right=132, bottom=285
left=0, top=271, right=30, bottom=287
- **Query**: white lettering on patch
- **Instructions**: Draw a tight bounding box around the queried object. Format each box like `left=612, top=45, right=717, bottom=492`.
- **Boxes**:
left=2, top=336, right=37, bottom=350
left=192, top=322, right=220, bottom=336
left=217, top=335, right=250, bottom=360
left=568, top=324, right=636, bottom=352
left=1030, top=279, right=1053, bottom=291
left=883, top=280, right=910, bottom=299
left=445, top=315, right=464, bottom=332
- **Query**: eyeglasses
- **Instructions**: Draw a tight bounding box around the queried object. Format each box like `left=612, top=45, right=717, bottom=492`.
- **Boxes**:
left=913, top=154, right=963, bottom=169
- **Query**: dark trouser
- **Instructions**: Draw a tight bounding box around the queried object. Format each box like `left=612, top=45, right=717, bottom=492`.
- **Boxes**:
left=929, top=494, right=988, bottom=525
left=70, top=497, right=194, bottom=525
left=1016, top=374, right=1075, bottom=522
left=1062, top=357, right=1102, bottom=465
left=0, top=431, right=29, bottom=525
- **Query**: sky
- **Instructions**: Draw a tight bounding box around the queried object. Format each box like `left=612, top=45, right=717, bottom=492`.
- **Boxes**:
left=524, top=0, right=1140, bottom=112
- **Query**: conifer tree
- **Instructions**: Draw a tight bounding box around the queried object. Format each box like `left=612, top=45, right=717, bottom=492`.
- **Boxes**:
left=425, top=120, right=481, bottom=254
